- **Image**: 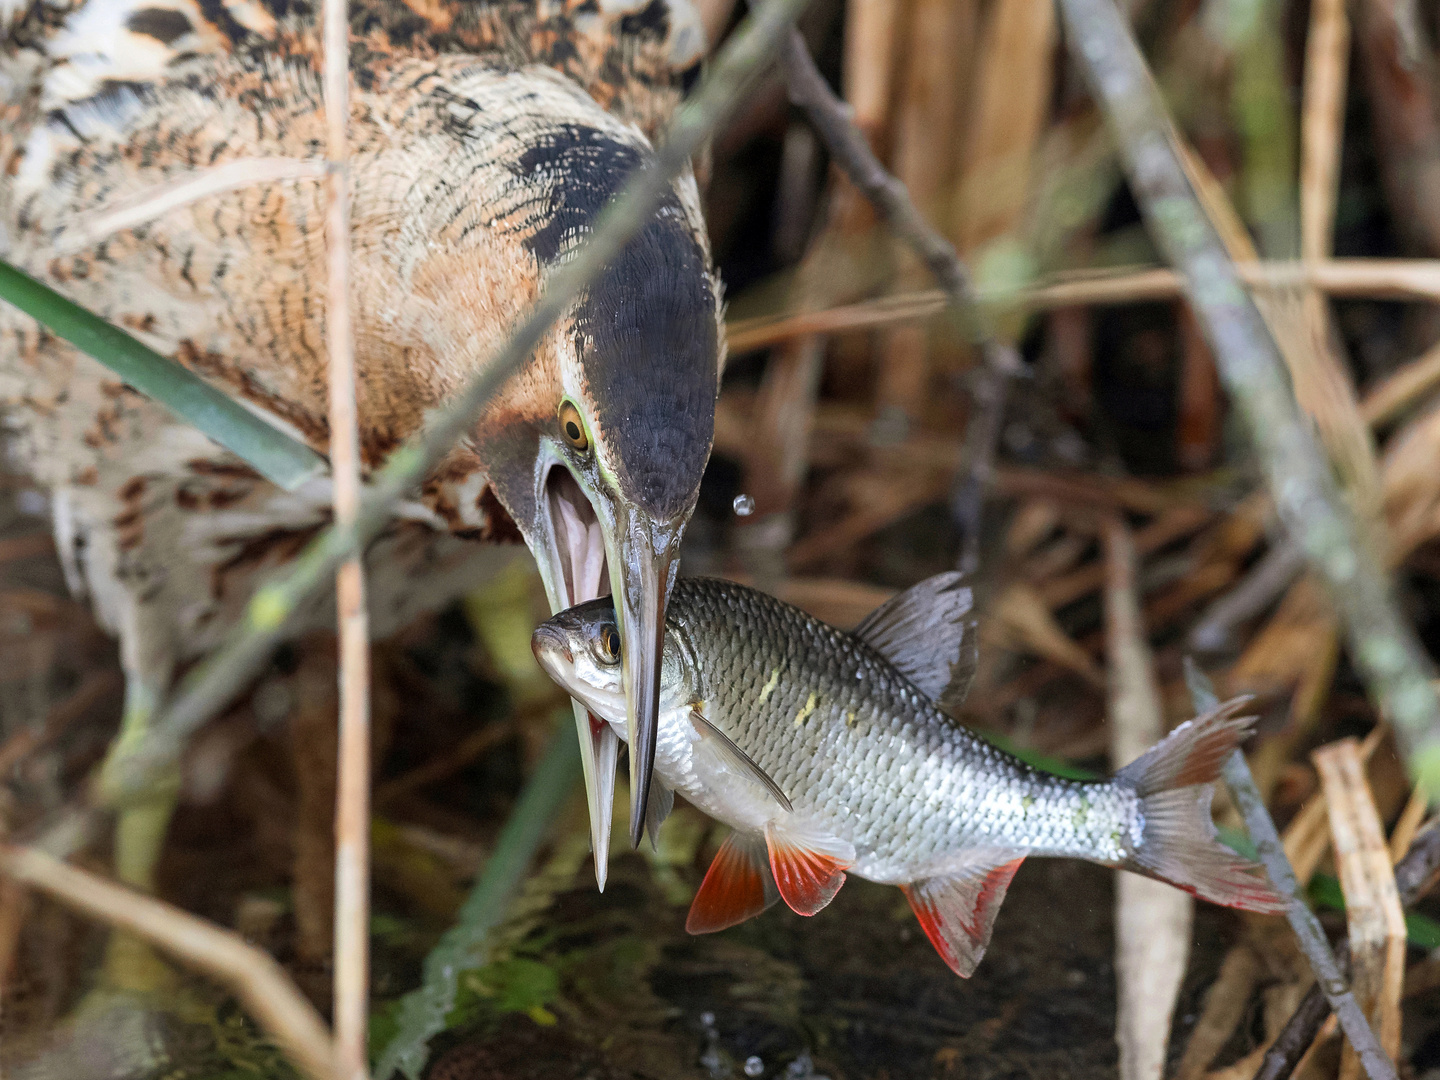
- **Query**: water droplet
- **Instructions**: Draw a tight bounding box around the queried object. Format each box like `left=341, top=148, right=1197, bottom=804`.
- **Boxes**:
left=744, top=1056, right=764, bottom=1077
left=733, top=493, right=755, bottom=517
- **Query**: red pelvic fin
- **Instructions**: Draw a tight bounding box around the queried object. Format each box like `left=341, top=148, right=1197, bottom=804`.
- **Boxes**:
left=686, top=833, right=778, bottom=935
left=764, top=823, right=852, bottom=916
left=901, top=852, right=1026, bottom=978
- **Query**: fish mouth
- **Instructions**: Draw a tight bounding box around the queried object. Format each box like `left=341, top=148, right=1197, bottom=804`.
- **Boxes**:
left=543, top=466, right=609, bottom=611
left=531, top=622, right=574, bottom=668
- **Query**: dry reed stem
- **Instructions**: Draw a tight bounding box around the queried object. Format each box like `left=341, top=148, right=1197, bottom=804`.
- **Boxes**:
left=1387, top=791, right=1429, bottom=863
left=322, top=0, right=371, bottom=1072
left=1181, top=671, right=1397, bottom=1080
left=1284, top=726, right=1387, bottom=887
left=954, top=0, right=1054, bottom=254
left=877, top=0, right=976, bottom=415
left=0, top=843, right=337, bottom=1080
left=1255, top=821, right=1440, bottom=1080
left=1105, top=518, right=1192, bottom=1080
left=840, top=0, right=898, bottom=144
left=1312, top=740, right=1407, bottom=1080
left=1300, top=0, right=1350, bottom=265
left=0, top=875, right=30, bottom=995
left=724, top=260, right=1440, bottom=353
left=1360, top=339, right=1440, bottom=426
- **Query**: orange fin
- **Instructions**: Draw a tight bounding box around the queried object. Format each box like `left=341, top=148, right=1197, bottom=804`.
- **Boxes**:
left=902, top=851, right=1026, bottom=977
left=686, top=833, right=778, bottom=934
left=764, top=822, right=854, bottom=917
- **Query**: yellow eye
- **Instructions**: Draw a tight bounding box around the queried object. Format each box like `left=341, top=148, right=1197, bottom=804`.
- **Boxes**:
left=558, top=401, right=588, bottom=452
left=597, top=624, right=621, bottom=663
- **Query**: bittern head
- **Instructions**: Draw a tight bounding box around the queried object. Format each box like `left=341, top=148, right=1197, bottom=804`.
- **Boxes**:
left=464, top=82, right=721, bottom=885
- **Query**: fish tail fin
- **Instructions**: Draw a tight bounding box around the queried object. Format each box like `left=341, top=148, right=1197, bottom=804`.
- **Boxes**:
left=1115, top=698, right=1289, bottom=914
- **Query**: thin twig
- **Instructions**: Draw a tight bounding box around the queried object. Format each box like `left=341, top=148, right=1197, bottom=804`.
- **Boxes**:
left=321, top=0, right=371, bottom=1074
left=1184, top=662, right=1398, bottom=1080
left=724, top=260, right=1440, bottom=354
left=90, top=0, right=816, bottom=812
left=1255, top=820, right=1440, bottom=1080
left=1312, top=740, right=1406, bottom=1080
left=777, top=29, right=1022, bottom=570
left=1059, top=0, right=1440, bottom=800
left=0, top=842, right=337, bottom=1080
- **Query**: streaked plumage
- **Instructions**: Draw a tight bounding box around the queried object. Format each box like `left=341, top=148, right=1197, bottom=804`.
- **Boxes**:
left=534, top=575, right=1289, bottom=977
left=0, top=0, right=722, bottom=892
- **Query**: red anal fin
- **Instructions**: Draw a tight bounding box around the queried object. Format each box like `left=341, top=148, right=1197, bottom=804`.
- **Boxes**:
left=764, top=824, right=852, bottom=917
left=901, top=853, right=1025, bottom=978
left=686, top=833, right=777, bottom=934
left=588, top=711, right=607, bottom=739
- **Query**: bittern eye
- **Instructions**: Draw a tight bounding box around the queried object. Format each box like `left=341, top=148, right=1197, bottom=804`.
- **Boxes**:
left=593, top=623, right=621, bottom=665
left=558, top=401, right=589, bottom=452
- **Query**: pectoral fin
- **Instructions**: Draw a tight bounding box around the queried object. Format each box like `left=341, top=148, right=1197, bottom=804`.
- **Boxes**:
left=764, top=821, right=855, bottom=916
left=644, top=777, right=675, bottom=852
left=690, top=708, right=792, bottom=811
left=853, top=572, right=977, bottom=711
left=901, top=850, right=1026, bottom=977
left=686, top=831, right=780, bottom=934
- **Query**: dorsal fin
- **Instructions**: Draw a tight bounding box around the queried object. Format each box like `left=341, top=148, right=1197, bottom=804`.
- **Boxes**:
left=853, top=572, right=978, bottom=710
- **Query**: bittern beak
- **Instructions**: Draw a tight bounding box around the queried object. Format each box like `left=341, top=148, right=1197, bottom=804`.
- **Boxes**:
left=607, top=502, right=679, bottom=851
left=536, top=460, right=681, bottom=886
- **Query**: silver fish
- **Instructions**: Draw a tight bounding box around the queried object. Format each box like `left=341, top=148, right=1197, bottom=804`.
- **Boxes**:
left=532, top=573, right=1287, bottom=976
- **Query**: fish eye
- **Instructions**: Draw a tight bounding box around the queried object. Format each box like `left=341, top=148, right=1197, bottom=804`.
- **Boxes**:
left=593, top=623, right=621, bottom=665
left=558, top=400, right=589, bottom=453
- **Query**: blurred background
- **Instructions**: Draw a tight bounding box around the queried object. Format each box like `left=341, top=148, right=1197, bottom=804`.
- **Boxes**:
left=5, top=0, right=1440, bottom=1077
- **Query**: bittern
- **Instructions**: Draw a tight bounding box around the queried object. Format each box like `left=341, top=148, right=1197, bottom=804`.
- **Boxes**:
left=0, top=0, right=721, bottom=899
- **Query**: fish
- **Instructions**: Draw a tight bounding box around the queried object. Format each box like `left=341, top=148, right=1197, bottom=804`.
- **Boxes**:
left=531, top=572, right=1288, bottom=977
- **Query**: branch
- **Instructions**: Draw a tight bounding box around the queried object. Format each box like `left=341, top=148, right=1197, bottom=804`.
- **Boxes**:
left=0, top=260, right=325, bottom=492
left=724, top=259, right=1440, bottom=355
left=1184, top=661, right=1398, bottom=1080
left=0, top=842, right=337, bottom=1080
left=777, top=29, right=1021, bottom=571
left=778, top=30, right=1018, bottom=372
left=92, top=0, right=817, bottom=808
left=1057, top=0, right=1440, bottom=797
left=1255, top=819, right=1440, bottom=1080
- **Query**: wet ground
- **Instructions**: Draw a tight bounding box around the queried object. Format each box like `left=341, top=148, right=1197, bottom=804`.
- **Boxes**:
left=6, top=790, right=1255, bottom=1080
left=413, top=835, right=1238, bottom=1080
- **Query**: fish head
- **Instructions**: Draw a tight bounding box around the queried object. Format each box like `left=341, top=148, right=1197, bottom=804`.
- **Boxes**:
left=532, top=596, right=698, bottom=735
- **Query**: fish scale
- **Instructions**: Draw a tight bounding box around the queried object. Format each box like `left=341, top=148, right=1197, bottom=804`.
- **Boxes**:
left=534, top=572, right=1288, bottom=977
left=674, top=579, right=1133, bottom=879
